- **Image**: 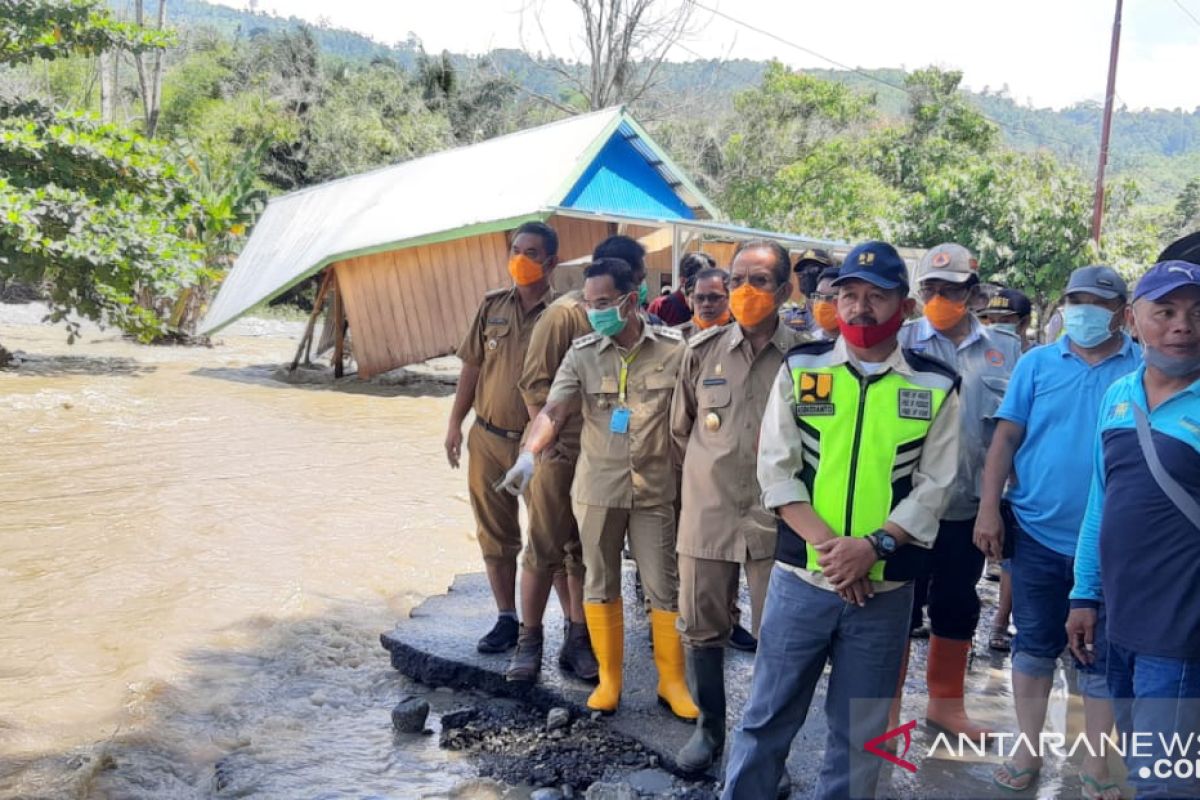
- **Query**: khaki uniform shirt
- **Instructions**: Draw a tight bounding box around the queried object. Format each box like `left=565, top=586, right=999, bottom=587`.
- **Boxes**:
left=671, top=321, right=808, bottom=562
left=519, top=290, right=589, bottom=452
left=457, top=285, right=557, bottom=432
left=547, top=320, right=685, bottom=509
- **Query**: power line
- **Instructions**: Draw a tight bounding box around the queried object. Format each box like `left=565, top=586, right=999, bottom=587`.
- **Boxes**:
left=690, top=1, right=1083, bottom=151
left=1172, top=0, right=1200, bottom=29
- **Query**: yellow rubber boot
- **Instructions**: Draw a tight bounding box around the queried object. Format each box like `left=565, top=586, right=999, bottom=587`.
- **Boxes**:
left=650, top=609, right=699, bottom=721
left=583, top=600, right=624, bottom=713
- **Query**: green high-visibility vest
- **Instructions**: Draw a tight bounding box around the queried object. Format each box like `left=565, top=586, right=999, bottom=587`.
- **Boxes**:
left=780, top=341, right=958, bottom=581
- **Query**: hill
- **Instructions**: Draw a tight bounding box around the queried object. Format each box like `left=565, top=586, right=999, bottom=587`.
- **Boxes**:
left=145, top=0, right=1199, bottom=205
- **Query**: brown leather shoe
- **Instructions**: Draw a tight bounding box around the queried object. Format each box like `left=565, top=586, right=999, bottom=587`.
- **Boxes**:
left=558, top=621, right=599, bottom=682
left=505, top=625, right=543, bottom=683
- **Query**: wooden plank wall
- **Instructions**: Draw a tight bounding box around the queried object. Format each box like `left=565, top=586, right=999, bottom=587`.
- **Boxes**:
left=547, top=215, right=611, bottom=292
left=333, top=231, right=510, bottom=378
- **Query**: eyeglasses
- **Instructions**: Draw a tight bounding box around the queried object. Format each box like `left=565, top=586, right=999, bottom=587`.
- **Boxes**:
left=693, top=293, right=728, bottom=305
left=809, top=292, right=836, bottom=303
left=918, top=284, right=972, bottom=302
left=730, top=273, right=778, bottom=291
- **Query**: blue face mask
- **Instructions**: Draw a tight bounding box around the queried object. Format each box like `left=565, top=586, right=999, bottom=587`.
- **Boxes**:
left=1063, top=304, right=1115, bottom=349
left=1143, top=345, right=1200, bottom=379
left=587, top=298, right=629, bottom=337
left=989, top=322, right=1019, bottom=336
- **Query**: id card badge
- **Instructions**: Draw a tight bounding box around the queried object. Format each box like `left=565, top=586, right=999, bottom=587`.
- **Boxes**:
left=610, top=406, right=631, bottom=435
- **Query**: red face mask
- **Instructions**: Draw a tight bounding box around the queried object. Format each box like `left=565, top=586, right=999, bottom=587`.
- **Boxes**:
left=837, top=306, right=905, bottom=349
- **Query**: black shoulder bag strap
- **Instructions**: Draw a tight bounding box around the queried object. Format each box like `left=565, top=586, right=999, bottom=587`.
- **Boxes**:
left=1132, top=402, right=1200, bottom=530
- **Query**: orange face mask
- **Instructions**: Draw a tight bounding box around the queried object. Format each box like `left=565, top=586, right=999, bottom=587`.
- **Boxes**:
left=812, top=300, right=839, bottom=333
left=730, top=284, right=778, bottom=328
left=923, top=294, right=968, bottom=331
left=695, top=309, right=731, bottom=330
left=508, top=253, right=545, bottom=286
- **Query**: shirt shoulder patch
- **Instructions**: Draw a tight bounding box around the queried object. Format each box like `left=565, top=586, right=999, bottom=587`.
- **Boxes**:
left=686, top=325, right=726, bottom=349
left=572, top=332, right=602, bottom=349
left=652, top=324, right=683, bottom=341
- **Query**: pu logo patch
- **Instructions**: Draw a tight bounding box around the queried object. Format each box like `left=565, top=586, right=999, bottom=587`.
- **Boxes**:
left=898, top=389, right=933, bottom=420
left=794, top=372, right=835, bottom=416
left=858, top=251, right=875, bottom=266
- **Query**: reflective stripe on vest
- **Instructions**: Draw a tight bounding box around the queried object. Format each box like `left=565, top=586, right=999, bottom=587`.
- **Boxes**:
left=786, top=352, right=953, bottom=581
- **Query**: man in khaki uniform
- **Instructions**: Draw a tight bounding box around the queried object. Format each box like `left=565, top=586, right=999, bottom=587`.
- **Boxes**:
left=671, top=240, right=808, bottom=773
left=498, top=257, right=697, bottom=720
left=676, top=267, right=731, bottom=341
left=445, top=221, right=559, bottom=654
left=508, top=244, right=646, bottom=684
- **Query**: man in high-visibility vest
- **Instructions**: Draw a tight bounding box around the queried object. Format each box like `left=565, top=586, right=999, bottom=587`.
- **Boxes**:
left=722, top=241, right=961, bottom=800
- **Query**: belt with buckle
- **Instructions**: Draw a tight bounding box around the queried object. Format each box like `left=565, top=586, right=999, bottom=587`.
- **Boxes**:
left=475, top=417, right=524, bottom=441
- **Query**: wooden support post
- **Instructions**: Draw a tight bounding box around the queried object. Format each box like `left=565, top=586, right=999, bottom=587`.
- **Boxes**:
left=290, top=269, right=333, bottom=372
left=332, top=272, right=346, bottom=379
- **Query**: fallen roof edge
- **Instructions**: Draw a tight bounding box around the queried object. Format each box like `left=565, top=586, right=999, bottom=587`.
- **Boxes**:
left=199, top=211, right=549, bottom=336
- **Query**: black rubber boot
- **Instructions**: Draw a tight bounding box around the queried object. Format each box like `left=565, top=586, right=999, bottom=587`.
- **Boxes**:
left=558, top=621, right=599, bottom=682
left=505, top=625, right=543, bottom=682
left=675, top=646, right=725, bottom=773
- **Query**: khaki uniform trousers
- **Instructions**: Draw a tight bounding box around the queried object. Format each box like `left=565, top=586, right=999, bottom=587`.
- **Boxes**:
left=678, top=554, right=774, bottom=648
left=573, top=502, right=679, bottom=611
left=466, top=422, right=522, bottom=564
left=523, top=440, right=584, bottom=577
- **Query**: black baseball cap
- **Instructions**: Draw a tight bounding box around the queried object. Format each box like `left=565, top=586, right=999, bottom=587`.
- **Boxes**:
left=793, top=248, right=834, bottom=272
left=979, top=288, right=1032, bottom=318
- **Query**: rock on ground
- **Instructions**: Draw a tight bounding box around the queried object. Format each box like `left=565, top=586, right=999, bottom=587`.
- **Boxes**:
left=390, top=696, right=430, bottom=733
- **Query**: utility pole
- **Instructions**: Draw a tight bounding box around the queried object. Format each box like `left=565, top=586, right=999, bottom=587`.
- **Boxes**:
left=1091, top=0, right=1123, bottom=246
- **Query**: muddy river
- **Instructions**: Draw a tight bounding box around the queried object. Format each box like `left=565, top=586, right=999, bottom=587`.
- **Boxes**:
left=0, top=304, right=508, bottom=798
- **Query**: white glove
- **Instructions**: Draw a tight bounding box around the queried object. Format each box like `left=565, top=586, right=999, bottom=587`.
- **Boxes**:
left=493, top=451, right=535, bottom=496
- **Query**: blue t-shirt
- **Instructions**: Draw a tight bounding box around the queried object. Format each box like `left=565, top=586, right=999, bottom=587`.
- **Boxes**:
left=995, top=335, right=1140, bottom=555
left=1070, top=368, right=1200, bottom=659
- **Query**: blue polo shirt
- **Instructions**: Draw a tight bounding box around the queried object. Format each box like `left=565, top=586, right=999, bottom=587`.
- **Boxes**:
left=1070, top=367, right=1200, bottom=659
left=995, top=334, right=1140, bottom=555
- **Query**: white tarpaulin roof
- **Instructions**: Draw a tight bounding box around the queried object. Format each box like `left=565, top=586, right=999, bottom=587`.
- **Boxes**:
left=200, top=106, right=713, bottom=335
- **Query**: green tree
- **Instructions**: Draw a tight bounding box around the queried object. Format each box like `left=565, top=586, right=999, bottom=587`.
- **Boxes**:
left=1168, top=177, right=1200, bottom=241
left=0, top=0, right=202, bottom=347
left=719, top=62, right=880, bottom=228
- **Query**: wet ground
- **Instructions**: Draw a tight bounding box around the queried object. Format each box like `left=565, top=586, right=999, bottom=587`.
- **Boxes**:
left=385, top=570, right=1129, bottom=799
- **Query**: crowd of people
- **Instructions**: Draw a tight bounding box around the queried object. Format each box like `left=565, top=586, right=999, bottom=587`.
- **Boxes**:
left=444, top=220, right=1200, bottom=800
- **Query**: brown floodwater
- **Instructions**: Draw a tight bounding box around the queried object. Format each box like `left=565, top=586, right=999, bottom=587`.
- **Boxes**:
left=0, top=304, right=511, bottom=798
left=0, top=304, right=1118, bottom=800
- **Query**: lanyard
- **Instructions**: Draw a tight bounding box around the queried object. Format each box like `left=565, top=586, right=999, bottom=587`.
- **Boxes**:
left=617, top=345, right=641, bottom=405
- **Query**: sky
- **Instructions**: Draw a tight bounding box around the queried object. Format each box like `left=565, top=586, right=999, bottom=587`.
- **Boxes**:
left=211, top=0, right=1200, bottom=111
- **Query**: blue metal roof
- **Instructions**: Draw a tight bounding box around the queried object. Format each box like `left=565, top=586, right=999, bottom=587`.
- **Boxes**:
left=561, top=131, right=696, bottom=220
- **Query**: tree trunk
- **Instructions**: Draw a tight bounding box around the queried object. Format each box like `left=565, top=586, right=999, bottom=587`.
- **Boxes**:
left=133, top=0, right=167, bottom=138
left=99, top=51, right=116, bottom=123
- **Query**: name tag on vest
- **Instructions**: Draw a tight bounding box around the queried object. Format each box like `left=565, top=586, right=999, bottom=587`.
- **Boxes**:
left=898, top=389, right=933, bottom=420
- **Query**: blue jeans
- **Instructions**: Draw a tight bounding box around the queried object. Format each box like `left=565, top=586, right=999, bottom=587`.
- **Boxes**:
left=1011, top=527, right=1108, bottom=696
left=1107, top=642, right=1200, bottom=798
left=722, top=566, right=913, bottom=800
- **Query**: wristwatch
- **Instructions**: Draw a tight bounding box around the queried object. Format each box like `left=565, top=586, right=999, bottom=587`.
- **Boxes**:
left=867, top=530, right=898, bottom=560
